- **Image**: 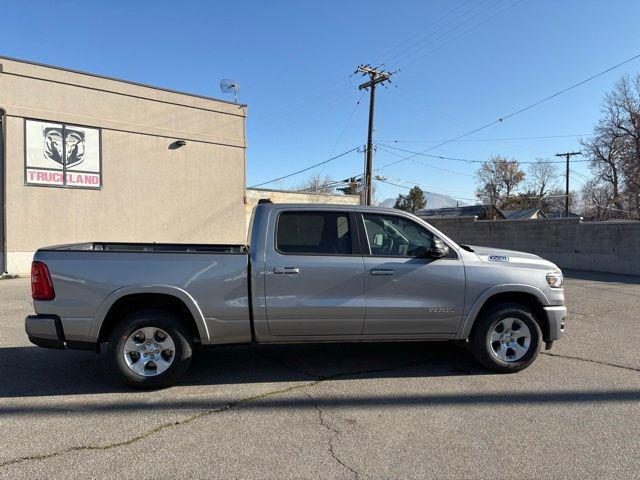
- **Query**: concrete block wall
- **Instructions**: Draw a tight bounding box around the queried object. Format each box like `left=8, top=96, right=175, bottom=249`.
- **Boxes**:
left=423, top=216, right=640, bottom=276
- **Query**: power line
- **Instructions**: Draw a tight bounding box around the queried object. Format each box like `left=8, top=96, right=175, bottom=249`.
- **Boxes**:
left=376, top=174, right=474, bottom=195
left=374, top=176, right=477, bottom=204
left=377, top=177, right=475, bottom=199
left=298, top=177, right=356, bottom=192
left=388, top=0, right=508, bottom=70
left=380, top=133, right=593, bottom=143
left=318, top=92, right=366, bottom=176
left=392, top=0, right=524, bottom=71
left=263, top=1, right=486, bottom=129
left=378, top=143, right=590, bottom=164
left=376, top=52, right=640, bottom=171
left=391, top=88, right=554, bottom=158
left=381, top=0, right=499, bottom=67
left=254, top=93, right=365, bottom=189
left=328, top=92, right=365, bottom=156
left=260, top=77, right=352, bottom=127
left=410, top=158, right=474, bottom=177
left=570, top=173, right=587, bottom=186
left=376, top=144, right=473, bottom=176
left=248, top=146, right=360, bottom=188
left=267, top=89, right=357, bottom=137
left=370, top=0, right=473, bottom=66
left=258, top=2, right=500, bottom=133
left=571, top=169, right=592, bottom=181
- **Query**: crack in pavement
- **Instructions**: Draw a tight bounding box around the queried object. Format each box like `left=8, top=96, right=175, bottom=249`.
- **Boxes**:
left=541, top=351, right=640, bottom=372
left=569, top=309, right=610, bottom=319
left=0, top=382, right=312, bottom=470
left=6, top=350, right=633, bottom=472
left=0, top=359, right=430, bottom=471
left=308, top=393, right=359, bottom=480
left=253, top=351, right=320, bottom=379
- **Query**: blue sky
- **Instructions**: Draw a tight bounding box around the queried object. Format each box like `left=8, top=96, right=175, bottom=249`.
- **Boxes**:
left=2, top=0, right=640, bottom=204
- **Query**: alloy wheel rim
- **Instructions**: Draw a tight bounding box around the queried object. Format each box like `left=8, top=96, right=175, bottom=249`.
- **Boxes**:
left=123, top=327, right=176, bottom=377
left=488, top=317, right=531, bottom=362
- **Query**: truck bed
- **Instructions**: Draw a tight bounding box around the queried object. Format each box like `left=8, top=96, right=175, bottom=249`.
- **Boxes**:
left=32, top=242, right=251, bottom=346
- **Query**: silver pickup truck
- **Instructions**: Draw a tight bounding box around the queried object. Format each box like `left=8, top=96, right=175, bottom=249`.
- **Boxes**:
left=26, top=203, right=566, bottom=388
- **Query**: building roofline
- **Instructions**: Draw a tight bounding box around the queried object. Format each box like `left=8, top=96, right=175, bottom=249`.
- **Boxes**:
left=247, top=187, right=359, bottom=198
left=0, top=55, right=246, bottom=107
left=257, top=203, right=399, bottom=212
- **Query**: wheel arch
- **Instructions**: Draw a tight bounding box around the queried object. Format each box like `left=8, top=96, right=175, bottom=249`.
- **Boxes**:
left=92, top=285, right=209, bottom=344
left=461, top=285, right=550, bottom=341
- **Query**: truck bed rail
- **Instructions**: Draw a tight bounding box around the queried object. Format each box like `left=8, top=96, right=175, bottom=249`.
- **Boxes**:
left=39, top=242, right=247, bottom=254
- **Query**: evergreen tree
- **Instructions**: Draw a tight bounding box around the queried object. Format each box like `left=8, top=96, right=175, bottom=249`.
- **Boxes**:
left=394, top=186, right=426, bottom=213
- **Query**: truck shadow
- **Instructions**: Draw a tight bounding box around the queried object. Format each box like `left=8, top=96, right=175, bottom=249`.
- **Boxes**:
left=0, top=341, right=482, bottom=398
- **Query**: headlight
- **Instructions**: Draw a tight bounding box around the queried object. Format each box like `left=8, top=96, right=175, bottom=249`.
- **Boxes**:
left=546, top=271, right=564, bottom=288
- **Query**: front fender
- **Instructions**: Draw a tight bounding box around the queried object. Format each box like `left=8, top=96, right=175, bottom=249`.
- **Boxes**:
left=89, top=284, right=210, bottom=343
left=458, top=284, right=550, bottom=339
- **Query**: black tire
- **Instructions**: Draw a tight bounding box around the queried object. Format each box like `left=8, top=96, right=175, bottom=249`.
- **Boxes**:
left=108, top=309, right=192, bottom=388
left=470, top=302, right=542, bottom=373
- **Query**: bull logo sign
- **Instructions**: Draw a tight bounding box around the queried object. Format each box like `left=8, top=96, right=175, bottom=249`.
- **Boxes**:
left=25, top=120, right=101, bottom=189
left=43, top=127, right=86, bottom=168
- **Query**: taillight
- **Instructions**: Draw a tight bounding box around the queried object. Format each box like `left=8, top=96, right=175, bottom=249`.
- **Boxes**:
left=31, top=261, right=55, bottom=300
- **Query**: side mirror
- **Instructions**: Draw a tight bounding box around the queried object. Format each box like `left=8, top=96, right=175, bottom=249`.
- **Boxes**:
left=428, top=238, right=450, bottom=258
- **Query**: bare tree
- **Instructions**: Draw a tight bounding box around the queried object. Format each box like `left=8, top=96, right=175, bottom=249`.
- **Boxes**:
left=580, top=129, right=624, bottom=213
left=545, top=188, right=578, bottom=214
left=527, top=159, right=560, bottom=200
left=604, top=76, right=640, bottom=198
left=475, top=155, right=525, bottom=216
left=581, top=180, right=614, bottom=220
left=297, top=173, right=336, bottom=194
left=581, top=74, right=640, bottom=218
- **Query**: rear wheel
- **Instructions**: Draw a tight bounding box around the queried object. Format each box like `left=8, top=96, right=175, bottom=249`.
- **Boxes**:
left=470, top=302, right=542, bottom=373
left=108, top=309, right=192, bottom=388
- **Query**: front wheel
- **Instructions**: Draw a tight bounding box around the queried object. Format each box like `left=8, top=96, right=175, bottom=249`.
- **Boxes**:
left=108, top=309, right=193, bottom=388
left=470, top=302, right=542, bottom=373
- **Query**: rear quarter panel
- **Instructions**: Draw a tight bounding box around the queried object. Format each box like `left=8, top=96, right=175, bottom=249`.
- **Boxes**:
left=33, top=250, right=250, bottom=344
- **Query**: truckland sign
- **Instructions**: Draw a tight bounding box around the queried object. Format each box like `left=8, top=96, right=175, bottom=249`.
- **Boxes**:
left=25, top=119, right=101, bottom=189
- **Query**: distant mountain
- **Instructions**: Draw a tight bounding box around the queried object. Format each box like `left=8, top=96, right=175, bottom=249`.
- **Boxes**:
left=378, top=191, right=467, bottom=209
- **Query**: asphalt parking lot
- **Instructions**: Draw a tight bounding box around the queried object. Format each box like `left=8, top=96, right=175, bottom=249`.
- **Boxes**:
left=0, top=271, right=639, bottom=479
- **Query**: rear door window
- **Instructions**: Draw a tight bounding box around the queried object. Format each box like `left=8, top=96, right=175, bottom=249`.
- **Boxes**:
left=276, top=212, right=353, bottom=255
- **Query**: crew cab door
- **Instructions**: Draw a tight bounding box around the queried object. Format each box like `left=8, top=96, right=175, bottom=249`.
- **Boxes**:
left=359, top=212, right=465, bottom=335
left=264, top=210, right=365, bottom=336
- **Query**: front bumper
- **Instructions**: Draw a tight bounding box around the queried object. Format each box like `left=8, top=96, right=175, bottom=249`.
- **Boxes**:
left=25, top=315, right=97, bottom=351
left=544, top=305, right=566, bottom=342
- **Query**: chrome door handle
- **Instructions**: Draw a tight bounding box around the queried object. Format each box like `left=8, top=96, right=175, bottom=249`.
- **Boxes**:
left=371, top=269, right=395, bottom=275
left=274, top=267, right=300, bottom=274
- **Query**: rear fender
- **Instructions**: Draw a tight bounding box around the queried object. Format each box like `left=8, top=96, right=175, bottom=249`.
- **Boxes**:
left=89, top=285, right=210, bottom=343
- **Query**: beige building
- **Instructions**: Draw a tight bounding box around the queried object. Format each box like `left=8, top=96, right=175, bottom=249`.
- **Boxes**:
left=0, top=56, right=247, bottom=274
left=244, top=188, right=360, bottom=230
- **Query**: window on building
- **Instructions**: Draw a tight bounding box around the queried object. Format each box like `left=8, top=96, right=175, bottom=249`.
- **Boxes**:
left=276, top=212, right=352, bottom=255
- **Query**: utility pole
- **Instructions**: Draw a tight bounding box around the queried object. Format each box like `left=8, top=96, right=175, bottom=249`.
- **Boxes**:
left=356, top=65, right=396, bottom=205
left=555, top=151, right=581, bottom=217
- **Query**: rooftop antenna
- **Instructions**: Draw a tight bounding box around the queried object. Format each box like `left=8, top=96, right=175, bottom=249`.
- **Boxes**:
left=220, top=79, right=240, bottom=103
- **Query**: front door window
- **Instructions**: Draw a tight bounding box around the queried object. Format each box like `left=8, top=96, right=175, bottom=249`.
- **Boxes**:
left=362, top=213, right=433, bottom=257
